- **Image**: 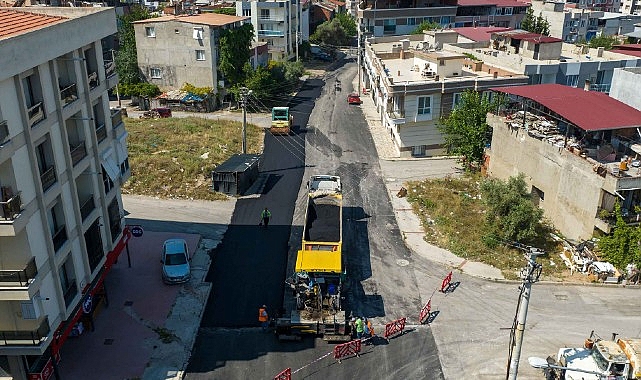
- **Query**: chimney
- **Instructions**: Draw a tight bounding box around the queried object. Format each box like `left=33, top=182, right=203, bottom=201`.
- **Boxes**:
left=493, top=71, right=498, bottom=78
left=584, top=79, right=590, bottom=91
left=398, top=70, right=401, bottom=76
left=400, top=49, right=405, bottom=59
left=597, top=47, right=604, bottom=57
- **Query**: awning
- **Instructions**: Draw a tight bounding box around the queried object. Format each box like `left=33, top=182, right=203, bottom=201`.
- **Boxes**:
left=295, top=250, right=342, bottom=273
left=101, top=149, right=120, bottom=181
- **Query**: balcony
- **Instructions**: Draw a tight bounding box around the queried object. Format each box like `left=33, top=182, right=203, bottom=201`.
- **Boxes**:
left=589, top=83, right=611, bottom=93
left=52, top=225, right=67, bottom=252
left=70, top=141, right=87, bottom=166
left=0, top=316, right=50, bottom=347
left=27, top=102, right=45, bottom=127
left=257, top=30, right=285, bottom=37
left=110, top=108, right=123, bottom=129
left=0, top=257, right=37, bottom=288
left=40, top=166, right=56, bottom=192
left=79, top=195, right=95, bottom=221
left=386, top=110, right=406, bottom=125
left=88, top=71, right=99, bottom=89
left=258, top=16, right=284, bottom=22
left=1, top=191, right=22, bottom=221
left=95, top=123, right=107, bottom=143
left=0, top=120, right=9, bottom=147
left=104, top=56, right=116, bottom=78
left=59, top=83, right=78, bottom=107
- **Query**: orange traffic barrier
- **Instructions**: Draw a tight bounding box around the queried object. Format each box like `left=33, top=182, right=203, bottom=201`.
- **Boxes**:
left=419, top=299, right=432, bottom=324
left=333, top=339, right=362, bottom=363
left=383, top=317, right=407, bottom=341
left=274, top=367, right=291, bottom=380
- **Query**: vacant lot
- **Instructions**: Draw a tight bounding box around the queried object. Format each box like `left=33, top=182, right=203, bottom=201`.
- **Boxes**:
left=405, top=174, right=579, bottom=281
left=122, top=116, right=263, bottom=200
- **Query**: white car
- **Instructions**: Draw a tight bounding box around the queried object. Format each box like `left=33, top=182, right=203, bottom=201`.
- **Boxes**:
left=161, top=239, right=191, bottom=284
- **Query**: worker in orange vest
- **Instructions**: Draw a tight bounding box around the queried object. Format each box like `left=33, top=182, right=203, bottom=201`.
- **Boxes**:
left=258, top=305, right=269, bottom=332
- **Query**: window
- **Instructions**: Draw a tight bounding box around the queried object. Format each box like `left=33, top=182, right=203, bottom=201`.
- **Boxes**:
left=150, top=68, right=162, bottom=79
left=108, top=198, right=122, bottom=242
left=196, top=50, right=206, bottom=61
left=59, top=257, right=77, bottom=308
left=452, top=93, right=463, bottom=109
left=145, top=27, right=155, bottom=37
left=84, top=220, right=104, bottom=272
left=383, top=19, right=396, bottom=34
left=242, top=8, right=251, bottom=16
left=417, top=96, right=431, bottom=115
left=407, top=18, right=416, bottom=25
left=566, top=75, right=579, bottom=87
left=48, top=199, right=67, bottom=252
left=175, top=29, right=180, bottom=34
left=193, top=27, right=204, bottom=40
left=261, top=9, right=270, bottom=19
left=504, top=7, right=513, bottom=15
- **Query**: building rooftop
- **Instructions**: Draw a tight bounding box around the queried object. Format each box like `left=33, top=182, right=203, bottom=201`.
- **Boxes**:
left=133, top=13, right=249, bottom=27
left=0, top=9, right=67, bottom=39
left=453, top=26, right=511, bottom=42
left=493, top=30, right=563, bottom=44
left=491, top=84, right=641, bottom=131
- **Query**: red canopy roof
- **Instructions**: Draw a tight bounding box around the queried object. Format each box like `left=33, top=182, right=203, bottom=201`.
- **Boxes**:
left=453, top=26, right=511, bottom=42
left=491, top=84, right=641, bottom=131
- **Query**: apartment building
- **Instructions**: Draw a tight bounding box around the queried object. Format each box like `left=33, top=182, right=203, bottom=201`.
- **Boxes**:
left=621, top=0, right=641, bottom=14
left=236, top=0, right=301, bottom=61
left=0, top=7, right=130, bottom=380
left=361, top=30, right=528, bottom=157
left=134, top=13, right=249, bottom=90
left=567, top=0, right=621, bottom=12
left=609, top=66, right=641, bottom=110
left=487, top=84, right=641, bottom=240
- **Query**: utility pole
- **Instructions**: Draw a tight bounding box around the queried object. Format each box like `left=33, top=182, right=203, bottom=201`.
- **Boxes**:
left=239, top=87, right=249, bottom=154
left=506, top=247, right=544, bottom=380
left=357, top=19, right=361, bottom=96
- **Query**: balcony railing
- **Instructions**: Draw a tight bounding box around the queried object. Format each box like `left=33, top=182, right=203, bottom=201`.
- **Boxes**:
left=59, top=83, right=78, bottom=107
left=0, top=317, right=50, bottom=346
left=52, top=225, right=67, bottom=252
left=0, top=257, right=37, bottom=287
left=40, top=166, right=56, bottom=191
left=104, top=57, right=116, bottom=78
left=589, top=83, right=611, bottom=93
left=79, top=195, right=95, bottom=221
left=70, top=141, right=87, bottom=166
left=257, top=30, right=285, bottom=37
left=28, top=102, right=45, bottom=127
left=258, top=16, right=284, bottom=21
left=63, top=281, right=78, bottom=307
left=110, top=109, right=123, bottom=129
left=88, top=71, right=99, bottom=89
left=1, top=191, right=22, bottom=221
left=0, top=120, right=9, bottom=147
left=95, top=123, right=107, bottom=143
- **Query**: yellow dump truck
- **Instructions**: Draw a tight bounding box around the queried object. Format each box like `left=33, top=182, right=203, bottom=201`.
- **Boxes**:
left=270, top=106, right=293, bottom=135
left=277, top=175, right=349, bottom=341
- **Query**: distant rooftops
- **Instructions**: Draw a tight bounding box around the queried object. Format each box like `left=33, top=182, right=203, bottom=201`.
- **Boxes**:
left=133, top=13, right=248, bottom=27
left=0, top=9, right=67, bottom=39
left=493, top=29, right=563, bottom=44
left=457, top=0, right=529, bottom=6
left=491, top=84, right=641, bottom=131
left=453, top=26, right=511, bottom=42
left=610, top=44, right=641, bottom=58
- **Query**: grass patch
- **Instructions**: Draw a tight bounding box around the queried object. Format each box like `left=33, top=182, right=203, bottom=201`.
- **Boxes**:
left=406, top=174, right=568, bottom=280
left=122, top=116, right=263, bottom=200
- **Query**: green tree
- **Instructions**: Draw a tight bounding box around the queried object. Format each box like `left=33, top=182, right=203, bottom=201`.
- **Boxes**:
left=244, top=65, right=277, bottom=100
left=588, top=34, right=620, bottom=50
left=118, top=82, right=161, bottom=97
left=411, top=20, right=441, bottom=34
left=437, top=90, right=503, bottom=170
left=219, top=23, right=254, bottom=86
left=520, top=8, right=535, bottom=33
left=116, top=5, right=153, bottom=85
left=534, top=13, right=550, bottom=35
left=480, top=174, right=544, bottom=244
left=335, top=12, right=357, bottom=37
left=519, top=9, right=550, bottom=36
left=311, top=18, right=350, bottom=46
left=212, top=8, right=236, bottom=15
left=597, top=202, right=641, bottom=270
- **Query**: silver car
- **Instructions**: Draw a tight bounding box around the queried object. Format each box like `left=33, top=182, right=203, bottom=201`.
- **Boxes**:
left=161, top=239, right=191, bottom=284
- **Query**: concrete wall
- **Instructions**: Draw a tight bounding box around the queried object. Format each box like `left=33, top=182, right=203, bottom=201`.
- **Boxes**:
left=487, top=113, right=606, bottom=240
left=610, top=67, right=641, bottom=110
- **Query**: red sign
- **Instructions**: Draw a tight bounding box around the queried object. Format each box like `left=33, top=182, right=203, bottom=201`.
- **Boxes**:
left=28, top=356, right=54, bottom=380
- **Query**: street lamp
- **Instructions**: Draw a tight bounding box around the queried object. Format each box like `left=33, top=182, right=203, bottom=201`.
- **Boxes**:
left=528, top=356, right=608, bottom=379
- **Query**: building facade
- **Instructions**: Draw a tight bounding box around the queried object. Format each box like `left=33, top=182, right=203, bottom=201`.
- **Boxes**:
left=361, top=30, right=528, bottom=157
left=0, top=7, right=130, bottom=380
left=609, top=66, right=641, bottom=110
left=134, top=13, right=249, bottom=91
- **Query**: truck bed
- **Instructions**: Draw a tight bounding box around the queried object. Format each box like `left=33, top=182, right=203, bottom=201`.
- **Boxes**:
left=304, top=196, right=341, bottom=242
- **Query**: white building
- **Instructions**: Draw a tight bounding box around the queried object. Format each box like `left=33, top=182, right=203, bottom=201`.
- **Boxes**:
left=0, top=7, right=130, bottom=380
left=237, top=0, right=302, bottom=61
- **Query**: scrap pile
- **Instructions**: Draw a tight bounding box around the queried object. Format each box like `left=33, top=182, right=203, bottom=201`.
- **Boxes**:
left=505, top=111, right=560, bottom=139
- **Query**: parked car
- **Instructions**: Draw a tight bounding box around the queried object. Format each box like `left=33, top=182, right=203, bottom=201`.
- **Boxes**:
left=161, top=238, right=191, bottom=284
left=347, top=93, right=361, bottom=105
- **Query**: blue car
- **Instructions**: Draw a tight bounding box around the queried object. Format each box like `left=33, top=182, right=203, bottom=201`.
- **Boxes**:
left=161, top=239, right=191, bottom=284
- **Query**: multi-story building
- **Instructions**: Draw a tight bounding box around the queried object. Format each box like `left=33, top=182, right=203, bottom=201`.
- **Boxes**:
left=453, top=0, right=529, bottom=28
left=609, top=66, right=641, bottom=110
left=530, top=0, right=602, bottom=42
left=621, top=0, right=641, bottom=15
left=361, top=30, right=528, bottom=157
left=236, top=0, right=301, bottom=61
left=487, top=84, right=641, bottom=241
left=133, top=13, right=249, bottom=90
left=0, top=7, right=130, bottom=380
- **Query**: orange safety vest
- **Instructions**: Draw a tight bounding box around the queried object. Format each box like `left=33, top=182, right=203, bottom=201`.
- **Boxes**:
left=258, top=307, right=268, bottom=322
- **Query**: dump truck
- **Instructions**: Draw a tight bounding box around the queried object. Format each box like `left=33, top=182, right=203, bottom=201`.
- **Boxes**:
left=276, top=175, right=350, bottom=341
left=556, top=332, right=641, bottom=379
left=270, top=106, right=293, bottom=135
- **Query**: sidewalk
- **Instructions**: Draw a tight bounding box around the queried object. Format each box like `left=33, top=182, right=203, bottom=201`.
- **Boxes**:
left=353, top=76, right=505, bottom=281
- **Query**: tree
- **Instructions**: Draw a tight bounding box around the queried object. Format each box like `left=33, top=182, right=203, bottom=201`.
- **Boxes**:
left=244, top=65, right=277, bottom=100
left=212, top=7, right=236, bottom=15
left=480, top=174, right=544, bottom=244
left=437, top=90, right=503, bottom=170
left=534, top=13, right=550, bottom=36
left=411, top=20, right=441, bottom=34
left=334, top=12, right=357, bottom=37
left=588, top=34, right=620, bottom=50
left=219, top=23, right=254, bottom=87
left=597, top=202, right=641, bottom=270
left=118, top=82, right=161, bottom=97
left=311, top=18, right=350, bottom=46
left=116, top=5, right=153, bottom=85
left=519, top=9, right=550, bottom=36
left=520, top=8, right=535, bottom=33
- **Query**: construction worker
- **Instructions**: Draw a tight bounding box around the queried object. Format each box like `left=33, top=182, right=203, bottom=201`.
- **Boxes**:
left=355, top=316, right=364, bottom=339
left=258, top=305, right=269, bottom=332
left=260, top=208, right=271, bottom=228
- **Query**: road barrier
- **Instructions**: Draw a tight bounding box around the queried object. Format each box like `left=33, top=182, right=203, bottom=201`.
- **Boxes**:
left=440, top=271, right=453, bottom=293
left=333, top=339, right=362, bottom=363
left=419, top=299, right=432, bottom=324
left=383, top=317, right=407, bottom=341
left=274, top=367, right=291, bottom=380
